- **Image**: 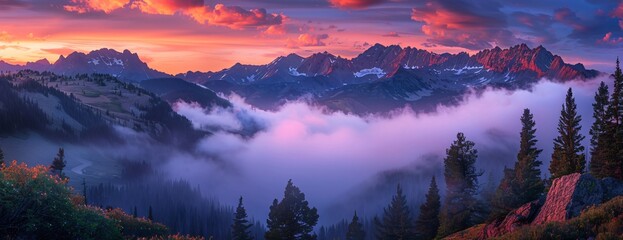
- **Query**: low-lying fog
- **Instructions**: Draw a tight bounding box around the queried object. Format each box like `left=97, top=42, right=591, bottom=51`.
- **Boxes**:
left=168, top=77, right=604, bottom=223
left=1, top=76, right=609, bottom=225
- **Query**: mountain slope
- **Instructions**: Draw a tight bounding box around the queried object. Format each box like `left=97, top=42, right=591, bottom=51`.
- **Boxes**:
left=0, top=49, right=170, bottom=82
left=183, top=44, right=599, bottom=114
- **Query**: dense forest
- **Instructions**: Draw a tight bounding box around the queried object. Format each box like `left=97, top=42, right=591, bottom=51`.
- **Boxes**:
left=1, top=60, right=623, bottom=239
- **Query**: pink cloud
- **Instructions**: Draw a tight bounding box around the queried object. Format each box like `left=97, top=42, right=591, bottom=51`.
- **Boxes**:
left=612, top=3, right=623, bottom=18
left=598, top=32, right=623, bottom=45
left=328, top=0, right=384, bottom=9
left=64, top=0, right=129, bottom=13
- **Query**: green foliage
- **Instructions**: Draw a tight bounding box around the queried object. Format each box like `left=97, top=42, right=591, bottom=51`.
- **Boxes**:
left=437, top=133, right=482, bottom=238
left=346, top=212, right=365, bottom=240
left=0, top=147, right=4, bottom=165
left=106, top=208, right=169, bottom=238
left=549, top=88, right=586, bottom=179
left=496, top=196, right=623, bottom=239
left=415, top=176, right=440, bottom=240
left=0, top=161, right=170, bottom=239
left=491, top=109, right=544, bottom=218
left=232, top=197, right=253, bottom=240
left=590, top=81, right=610, bottom=178
left=265, top=179, right=319, bottom=240
left=375, top=184, right=415, bottom=240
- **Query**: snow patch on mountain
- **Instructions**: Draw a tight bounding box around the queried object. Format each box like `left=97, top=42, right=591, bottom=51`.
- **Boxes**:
left=354, top=67, right=386, bottom=78
left=88, top=59, right=100, bottom=65
left=113, top=58, right=124, bottom=66
left=289, top=67, right=307, bottom=77
left=404, top=89, right=433, bottom=101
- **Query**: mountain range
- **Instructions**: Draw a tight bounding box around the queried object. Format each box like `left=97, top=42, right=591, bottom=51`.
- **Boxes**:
left=0, top=43, right=600, bottom=114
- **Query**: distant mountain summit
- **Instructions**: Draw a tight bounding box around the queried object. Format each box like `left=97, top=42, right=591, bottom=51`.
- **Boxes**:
left=178, top=43, right=598, bottom=86
left=0, top=48, right=170, bottom=82
left=0, top=44, right=601, bottom=114
left=173, top=43, right=599, bottom=114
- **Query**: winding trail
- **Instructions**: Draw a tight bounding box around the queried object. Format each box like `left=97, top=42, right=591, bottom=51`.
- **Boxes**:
left=71, top=159, right=92, bottom=176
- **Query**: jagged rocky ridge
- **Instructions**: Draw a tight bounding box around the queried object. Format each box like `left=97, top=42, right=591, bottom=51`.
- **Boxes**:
left=177, top=44, right=600, bottom=114
left=0, top=44, right=600, bottom=114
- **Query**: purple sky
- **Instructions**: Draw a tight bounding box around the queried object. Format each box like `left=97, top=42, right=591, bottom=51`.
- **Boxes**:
left=0, top=0, right=621, bottom=73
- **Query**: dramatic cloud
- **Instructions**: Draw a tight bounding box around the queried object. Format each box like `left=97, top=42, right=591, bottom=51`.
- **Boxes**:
left=64, top=0, right=130, bottom=13
left=63, top=1, right=285, bottom=30
left=411, top=0, right=520, bottom=49
left=328, top=0, right=384, bottom=9
left=186, top=4, right=284, bottom=29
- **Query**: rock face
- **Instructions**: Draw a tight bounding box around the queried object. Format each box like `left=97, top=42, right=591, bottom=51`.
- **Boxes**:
left=532, top=173, right=602, bottom=224
left=480, top=173, right=620, bottom=238
left=481, top=199, right=543, bottom=239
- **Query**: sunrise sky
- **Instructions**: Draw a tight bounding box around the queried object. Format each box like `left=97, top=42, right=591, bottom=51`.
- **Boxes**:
left=0, top=0, right=622, bottom=74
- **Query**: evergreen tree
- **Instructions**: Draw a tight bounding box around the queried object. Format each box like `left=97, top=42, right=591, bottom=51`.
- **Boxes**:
left=346, top=212, right=365, bottom=240
left=590, top=81, right=610, bottom=178
left=148, top=206, right=153, bottom=221
left=375, top=184, right=415, bottom=240
left=601, top=58, right=623, bottom=179
left=232, top=197, right=253, bottom=240
left=265, top=179, right=319, bottom=240
left=490, top=167, right=517, bottom=219
left=415, top=176, right=440, bottom=240
left=0, top=147, right=4, bottom=166
left=82, top=178, right=88, bottom=205
left=514, top=109, right=544, bottom=204
left=437, top=133, right=481, bottom=238
left=133, top=206, right=138, bottom=218
left=50, top=147, right=66, bottom=177
left=549, top=88, right=586, bottom=179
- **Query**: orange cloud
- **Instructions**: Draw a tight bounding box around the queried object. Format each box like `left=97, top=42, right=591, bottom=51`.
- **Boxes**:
left=264, top=25, right=286, bottom=35
left=65, top=1, right=285, bottom=30
left=186, top=4, right=284, bottom=29
left=64, top=0, right=129, bottom=13
left=288, top=33, right=329, bottom=48
left=131, top=0, right=203, bottom=15
left=328, top=0, right=383, bottom=9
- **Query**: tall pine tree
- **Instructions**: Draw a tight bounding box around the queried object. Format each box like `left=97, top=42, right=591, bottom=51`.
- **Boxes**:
left=375, top=184, right=415, bottom=240
left=437, top=133, right=481, bottom=238
left=346, top=212, right=365, bottom=240
left=415, top=176, right=440, bottom=240
left=0, top=147, right=4, bottom=166
left=232, top=197, right=253, bottom=240
left=265, top=179, right=319, bottom=240
left=590, top=81, right=610, bottom=178
left=514, top=109, right=544, bottom=204
left=50, top=147, right=66, bottom=177
left=549, top=88, right=586, bottom=179
left=601, top=58, right=623, bottom=179
left=491, top=109, right=544, bottom=218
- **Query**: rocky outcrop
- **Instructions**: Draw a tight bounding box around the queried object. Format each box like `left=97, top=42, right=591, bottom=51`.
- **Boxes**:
left=479, top=173, right=621, bottom=238
left=532, top=173, right=603, bottom=224
left=481, top=199, right=543, bottom=239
